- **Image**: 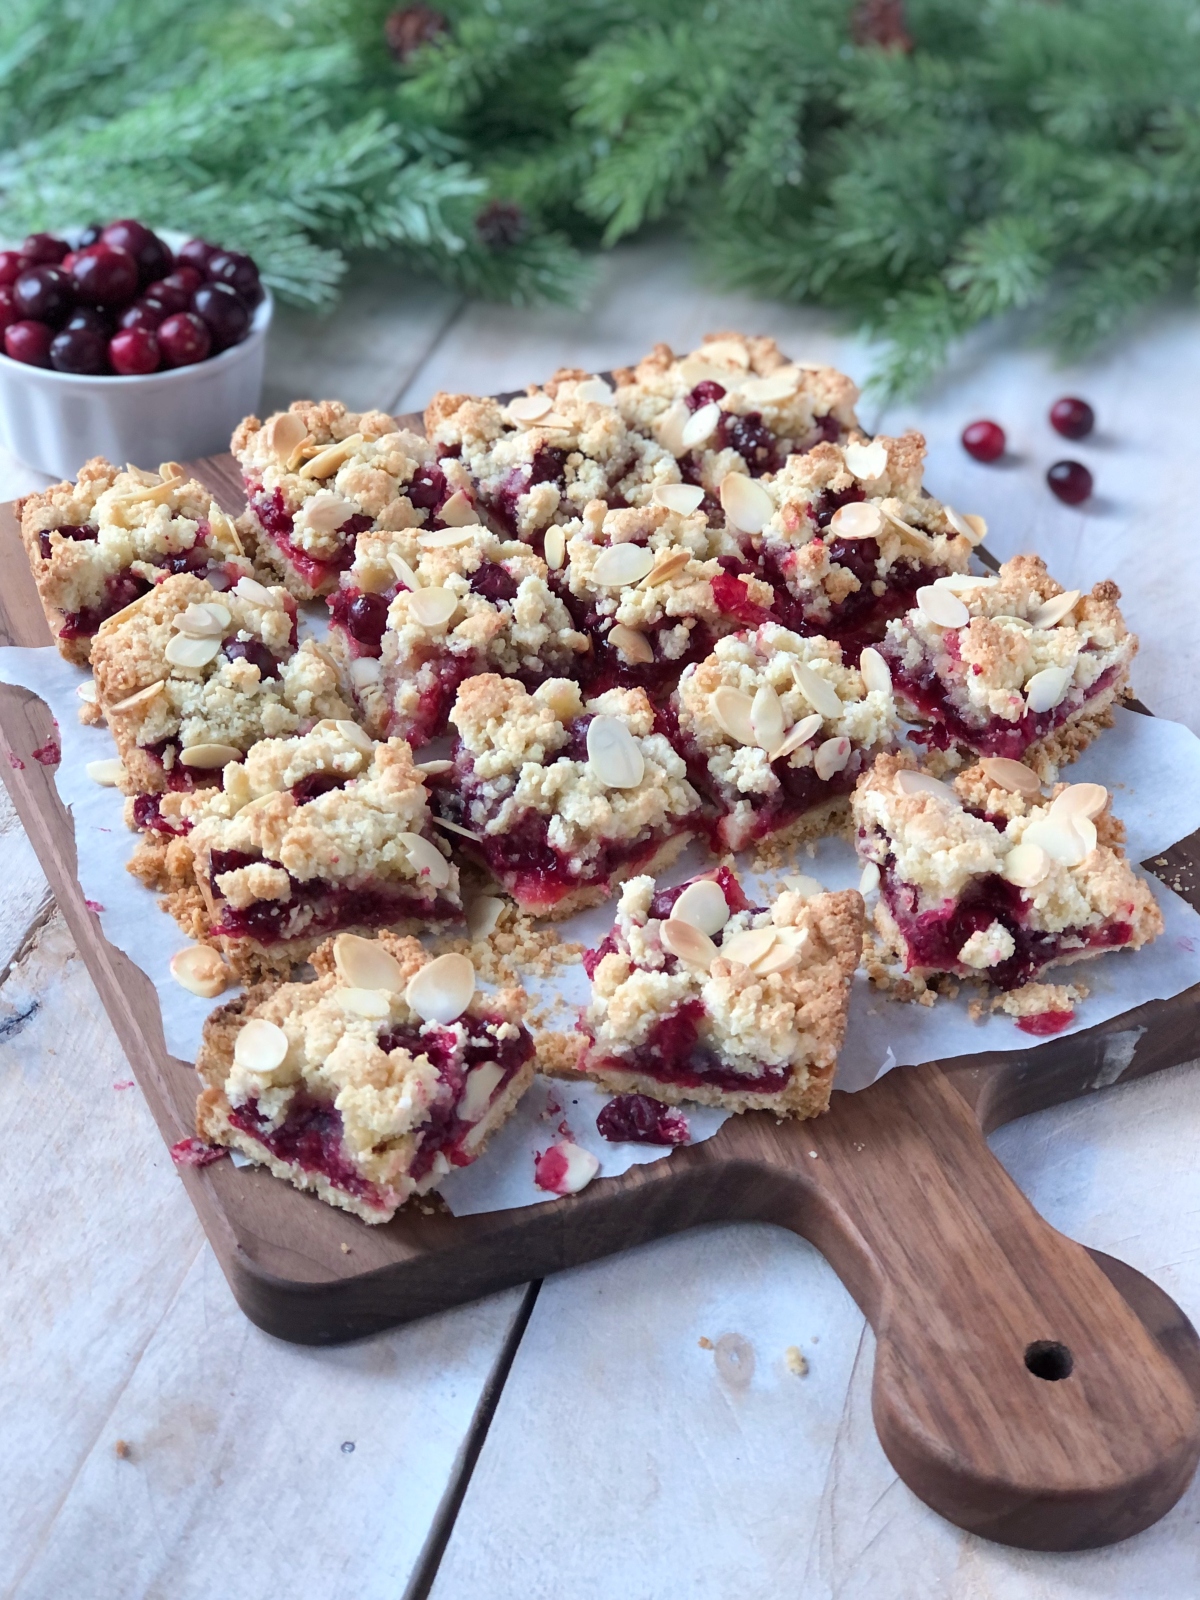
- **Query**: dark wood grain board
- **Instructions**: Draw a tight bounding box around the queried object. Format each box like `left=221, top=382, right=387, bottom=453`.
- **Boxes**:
left=4, top=446, right=1200, bottom=1553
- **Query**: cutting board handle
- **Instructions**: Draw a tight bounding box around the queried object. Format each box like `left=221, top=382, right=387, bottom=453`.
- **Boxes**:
left=739, top=1060, right=1200, bottom=1549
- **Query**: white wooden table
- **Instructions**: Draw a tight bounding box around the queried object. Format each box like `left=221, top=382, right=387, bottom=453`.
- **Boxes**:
left=3, top=242, right=1200, bottom=1600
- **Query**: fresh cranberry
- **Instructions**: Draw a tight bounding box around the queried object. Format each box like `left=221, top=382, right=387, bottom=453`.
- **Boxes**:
left=100, top=220, right=172, bottom=284
left=50, top=323, right=109, bottom=374
left=157, top=311, right=211, bottom=367
left=715, top=410, right=779, bottom=474
left=38, top=522, right=98, bottom=558
left=961, top=419, right=1006, bottom=462
left=118, top=299, right=165, bottom=332
left=596, top=1094, right=690, bottom=1145
left=1047, top=460, right=1093, bottom=505
left=207, top=250, right=263, bottom=305
left=0, top=251, right=28, bottom=287
left=72, top=246, right=139, bottom=308
left=469, top=561, right=519, bottom=603
left=331, top=590, right=389, bottom=649
left=407, top=462, right=449, bottom=511
left=0, top=286, right=17, bottom=332
left=77, top=223, right=103, bottom=248
left=21, top=232, right=70, bottom=265
left=176, top=237, right=218, bottom=274
left=685, top=379, right=726, bottom=411
left=13, top=265, right=73, bottom=324
left=223, top=638, right=280, bottom=678
left=162, top=265, right=203, bottom=296
left=4, top=320, right=53, bottom=367
left=141, top=277, right=190, bottom=315
left=1049, top=397, right=1094, bottom=440
left=192, top=281, right=250, bottom=348
left=109, top=326, right=160, bottom=376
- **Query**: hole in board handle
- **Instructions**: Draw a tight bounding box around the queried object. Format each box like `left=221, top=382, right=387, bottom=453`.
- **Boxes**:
left=1025, top=1340, right=1075, bottom=1381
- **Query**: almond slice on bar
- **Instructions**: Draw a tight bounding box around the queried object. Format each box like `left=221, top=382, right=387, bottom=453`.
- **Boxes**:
left=814, top=735, right=851, bottom=781
left=754, top=938, right=803, bottom=976
left=783, top=873, right=825, bottom=898
left=169, top=945, right=230, bottom=999
left=417, top=526, right=476, bottom=550
left=434, top=815, right=485, bottom=841
left=234, top=1017, right=290, bottom=1074
left=979, top=757, right=1043, bottom=796
left=770, top=712, right=823, bottom=761
left=107, top=680, right=166, bottom=713
left=398, top=831, right=452, bottom=889
left=335, top=719, right=375, bottom=754
left=173, top=602, right=232, bottom=639
left=681, top=401, right=722, bottom=451
left=164, top=633, right=222, bottom=670
left=406, top=952, right=475, bottom=1024
left=829, top=502, right=884, bottom=541
left=750, top=683, right=785, bottom=753
left=298, top=434, right=362, bottom=481
left=333, top=932, right=405, bottom=992
left=299, top=493, right=359, bottom=536
left=437, top=490, right=481, bottom=527
left=608, top=624, right=654, bottom=664
left=586, top=716, right=645, bottom=789
left=791, top=660, right=842, bottom=720
left=338, top=987, right=394, bottom=1020
left=895, top=769, right=959, bottom=803
left=739, top=368, right=800, bottom=404
left=234, top=576, right=284, bottom=609
left=1029, top=590, right=1081, bottom=630
left=859, top=862, right=881, bottom=895
left=916, top=585, right=970, bottom=629
left=652, top=483, right=706, bottom=515
left=719, top=472, right=774, bottom=534
left=709, top=685, right=756, bottom=745
left=641, top=548, right=692, bottom=587
left=573, top=376, right=615, bottom=406
left=1022, top=815, right=1092, bottom=867
left=1049, top=782, right=1107, bottom=820
left=660, top=918, right=719, bottom=970
left=86, top=758, right=126, bottom=787
left=945, top=506, right=987, bottom=544
left=1024, top=665, right=1072, bottom=714
left=179, top=742, right=242, bottom=769
left=858, top=647, right=892, bottom=696
left=507, top=393, right=553, bottom=424
left=720, top=926, right=778, bottom=970
left=457, top=1061, right=506, bottom=1123
left=842, top=438, right=889, bottom=481
left=543, top=526, right=566, bottom=571
left=415, top=759, right=453, bottom=777
left=1002, top=841, right=1052, bottom=889
left=670, top=879, right=730, bottom=936
left=265, top=411, right=308, bottom=464
left=387, top=552, right=420, bottom=590
left=407, top=587, right=459, bottom=629
left=591, top=544, right=656, bottom=587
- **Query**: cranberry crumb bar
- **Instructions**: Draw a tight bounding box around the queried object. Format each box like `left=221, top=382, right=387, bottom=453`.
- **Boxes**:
left=423, top=384, right=679, bottom=543
left=196, top=934, right=535, bottom=1222
left=133, top=721, right=462, bottom=976
left=329, top=522, right=588, bottom=744
left=435, top=674, right=703, bottom=919
left=233, top=401, right=479, bottom=600
left=670, top=625, right=898, bottom=852
left=612, top=333, right=859, bottom=486
left=852, top=752, right=1162, bottom=992
left=878, top=556, right=1136, bottom=778
left=90, top=573, right=350, bottom=823
left=19, top=457, right=252, bottom=663
left=577, top=866, right=863, bottom=1115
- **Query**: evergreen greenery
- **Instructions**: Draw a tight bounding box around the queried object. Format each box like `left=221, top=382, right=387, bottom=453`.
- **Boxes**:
left=5, top=0, right=1200, bottom=391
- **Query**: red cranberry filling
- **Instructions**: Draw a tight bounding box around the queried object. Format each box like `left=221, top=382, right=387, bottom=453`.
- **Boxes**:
left=230, top=1094, right=385, bottom=1205
left=715, top=410, right=780, bottom=475
left=469, top=559, right=520, bottom=603
left=710, top=564, right=775, bottom=627
left=586, top=999, right=791, bottom=1095
left=132, top=792, right=193, bottom=834
left=328, top=587, right=394, bottom=655
left=250, top=487, right=373, bottom=587
left=222, top=636, right=281, bottom=678
left=583, top=865, right=755, bottom=978
left=759, top=535, right=936, bottom=660
left=597, top=1093, right=689, bottom=1145
left=406, top=461, right=452, bottom=514
left=59, top=570, right=150, bottom=639
left=39, top=522, right=98, bottom=559
left=685, top=380, right=726, bottom=411
left=488, top=447, right=568, bottom=535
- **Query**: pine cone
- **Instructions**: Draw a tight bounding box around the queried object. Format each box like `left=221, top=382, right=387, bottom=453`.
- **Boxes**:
left=852, top=0, right=912, bottom=51
left=385, top=5, right=449, bottom=64
left=475, top=201, right=528, bottom=253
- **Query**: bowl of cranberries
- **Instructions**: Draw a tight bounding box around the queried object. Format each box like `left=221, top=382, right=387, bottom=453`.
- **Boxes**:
left=0, top=221, right=272, bottom=478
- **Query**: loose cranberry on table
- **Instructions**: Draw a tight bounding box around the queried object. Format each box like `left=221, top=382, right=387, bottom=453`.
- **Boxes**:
left=71, top=245, right=140, bottom=308
left=1050, top=396, right=1095, bottom=440
left=5, top=320, right=54, bottom=367
left=50, top=322, right=109, bottom=375
left=99, top=219, right=173, bottom=284
left=1047, top=460, right=1093, bottom=505
left=109, top=326, right=161, bottom=376
left=157, top=311, right=211, bottom=367
left=193, top=281, right=250, bottom=348
left=961, top=418, right=1006, bottom=462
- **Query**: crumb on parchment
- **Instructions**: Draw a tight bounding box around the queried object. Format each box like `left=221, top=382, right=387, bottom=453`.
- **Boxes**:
left=698, top=1336, right=714, bottom=1351
left=785, top=1346, right=809, bottom=1377
left=433, top=898, right=584, bottom=989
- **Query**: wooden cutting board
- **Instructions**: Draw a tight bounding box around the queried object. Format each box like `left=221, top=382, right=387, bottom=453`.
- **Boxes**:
left=3, top=446, right=1200, bottom=1555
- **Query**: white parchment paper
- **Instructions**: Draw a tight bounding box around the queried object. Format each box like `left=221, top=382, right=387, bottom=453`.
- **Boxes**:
left=4, top=641, right=1200, bottom=1215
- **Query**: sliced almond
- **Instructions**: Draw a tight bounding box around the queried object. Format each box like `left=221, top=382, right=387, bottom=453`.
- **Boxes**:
left=1030, top=590, right=1081, bottom=630
left=458, top=1061, right=506, bottom=1123
left=586, top=716, right=644, bottom=789
left=174, top=602, right=231, bottom=639
left=979, top=757, right=1043, bottom=797
left=335, top=719, right=375, bottom=754
left=641, top=548, right=692, bottom=587
left=829, top=501, right=884, bottom=541
left=169, top=945, right=230, bottom=999
left=108, top=679, right=166, bottom=713
left=573, top=376, right=615, bottom=406
left=782, top=873, right=825, bottom=898
left=895, top=769, right=959, bottom=803
left=265, top=411, right=309, bottom=464
left=608, top=624, right=654, bottom=665
left=654, top=399, right=691, bottom=456
left=163, top=633, right=219, bottom=670
left=434, top=815, right=484, bottom=842
left=770, top=712, right=824, bottom=761
left=698, top=339, right=751, bottom=370
left=935, top=572, right=998, bottom=592
left=916, top=585, right=970, bottom=629
left=86, top=758, right=126, bottom=787
left=415, top=759, right=453, bottom=777
left=234, top=576, right=283, bottom=609
left=591, top=544, right=655, bottom=587
left=207, top=503, right=243, bottom=556
left=719, top=472, right=774, bottom=535
left=881, top=506, right=934, bottom=550
left=338, top=987, right=393, bottom=1020
left=542, top=526, right=566, bottom=571
left=740, top=368, right=800, bottom=404
left=333, top=932, right=405, bottom=992
left=858, top=647, right=892, bottom=696
left=1002, top=841, right=1052, bottom=889
left=387, top=552, right=420, bottom=590
left=233, top=1017, right=289, bottom=1074
left=405, top=952, right=475, bottom=1024
left=76, top=681, right=97, bottom=704
left=407, top=587, right=458, bottom=629
left=157, top=460, right=185, bottom=482
left=843, top=439, right=889, bottom=481
left=652, top=483, right=706, bottom=514
left=660, top=918, right=719, bottom=970
left=678, top=357, right=737, bottom=389
left=417, top=525, right=476, bottom=550
left=466, top=895, right=506, bottom=941
left=681, top=401, right=721, bottom=451
left=298, top=434, right=362, bottom=480
left=709, top=686, right=756, bottom=745
left=859, top=862, right=881, bottom=895
left=754, top=939, right=803, bottom=976
left=507, top=393, right=553, bottom=424
left=1024, top=665, right=1072, bottom=714
left=813, top=736, right=851, bottom=781
left=792, top=661, right=843, bottom=721
left=670, top=879, right=730, bottom=936
left=945, top=505, right=987, bottom=545
left=398, top=831, right=452, bottom=889
left=299, top=493, right=359, bottom=537
left=97, top=589, right=159, bottom=633
left=1049, top=782, right=1107, bottom=821
left=1023, top=815, right=1090, bottom=868
left=438, top=490, right=480, bottom=527
left=750, top=683, right=785, bottom=753
left=178, top=742, right=242, bottom=769
left=720, top=926, right=778, bottom=970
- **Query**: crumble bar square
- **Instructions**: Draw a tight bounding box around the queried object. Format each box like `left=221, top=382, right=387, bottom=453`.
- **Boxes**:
left=852, top=751, right=1162, bottom=993
left=435, top=673, right=703, bottom=920
left=196, top=933, right=536, bottom=1223
left=576, top=866, right=863, bottom=1116
left=19, top=457, right=252, bottom=663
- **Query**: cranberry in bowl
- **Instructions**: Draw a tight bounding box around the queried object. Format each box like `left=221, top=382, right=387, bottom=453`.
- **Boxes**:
left=0, top=224, right=272, bottom=478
